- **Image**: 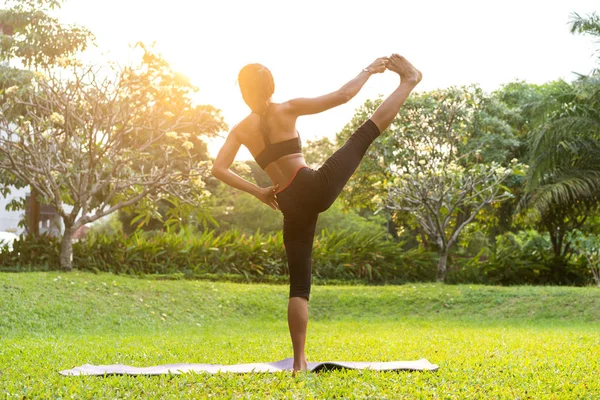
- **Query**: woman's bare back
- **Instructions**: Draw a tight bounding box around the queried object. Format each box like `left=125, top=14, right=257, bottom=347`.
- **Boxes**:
left=237, top=102, right=309, bottom=191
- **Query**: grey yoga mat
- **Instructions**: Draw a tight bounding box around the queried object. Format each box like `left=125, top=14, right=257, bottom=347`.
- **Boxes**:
left=59, top=357, right=439, bottom=376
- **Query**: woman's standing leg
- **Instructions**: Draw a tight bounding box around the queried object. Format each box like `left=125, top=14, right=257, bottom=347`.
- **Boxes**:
left=282, top=211, right=319, bottom=372
left=288, top=297, right=308, bottom=371
left=315, top=54, right=422, bottom=211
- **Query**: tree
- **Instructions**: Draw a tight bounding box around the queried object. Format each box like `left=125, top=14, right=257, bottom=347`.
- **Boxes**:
left=386, top=161, right=519, bottom=282
left=570, top=11, right=600, bottom=74
left=0, top=0, right=94, bottom=235
left=0, top=0, right=92, bottom=69
left=522, top=13, right=600, bottom=275
left=0, top=48, right=226, bottom=270
left=526, top=77, right=600, bottom=210
left=340, top=86, right=523, bottom=282
left=375, top=87, right=525, bottom=281
left=484, top=80, right=567, bottom=237
left=303, top=136, right=335, bottom=169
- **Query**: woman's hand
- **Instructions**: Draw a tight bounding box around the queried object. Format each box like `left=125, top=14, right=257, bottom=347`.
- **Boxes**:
left=365, top=57, right=389, bottom=74
left=255, top=184, right=280, bottom=210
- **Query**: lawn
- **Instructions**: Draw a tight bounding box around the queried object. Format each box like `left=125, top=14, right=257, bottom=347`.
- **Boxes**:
left=1, top=272, right=599, bottom=399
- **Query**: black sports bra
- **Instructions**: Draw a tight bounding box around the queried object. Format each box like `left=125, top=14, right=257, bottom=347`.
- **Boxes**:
left=254, top=109, right=302, bottom=170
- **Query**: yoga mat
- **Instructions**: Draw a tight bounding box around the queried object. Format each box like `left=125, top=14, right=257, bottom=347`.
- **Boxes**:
left=59, top=357, right=439, bottom=376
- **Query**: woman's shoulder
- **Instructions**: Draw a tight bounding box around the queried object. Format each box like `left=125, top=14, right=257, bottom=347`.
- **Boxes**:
left=236, top=113, right=261, bottom=129
left=229, top=113, right=260, bottom=142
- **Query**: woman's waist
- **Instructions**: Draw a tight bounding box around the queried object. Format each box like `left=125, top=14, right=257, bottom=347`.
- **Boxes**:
left=266, top=157, right=310, bottom=194
left=274, top=165, right=311, bottom=195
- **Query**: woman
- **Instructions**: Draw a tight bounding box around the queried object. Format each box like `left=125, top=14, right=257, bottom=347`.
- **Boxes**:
left=212, top=54, right=422, bottom=372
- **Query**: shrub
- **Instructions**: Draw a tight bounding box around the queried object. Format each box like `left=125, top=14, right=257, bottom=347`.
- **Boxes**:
left=312, top=229, right=437, bottom=282
left=0, top=234, right=60, bottom=271
left=1, top=228, right=437, bottom=283
left=448, top=230, right=594, bottom=285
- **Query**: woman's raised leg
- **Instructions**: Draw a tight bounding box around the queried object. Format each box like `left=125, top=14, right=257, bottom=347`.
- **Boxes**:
left=315, top=54, right=422, bottom=211
left=370, top=54, right=422, bottom=133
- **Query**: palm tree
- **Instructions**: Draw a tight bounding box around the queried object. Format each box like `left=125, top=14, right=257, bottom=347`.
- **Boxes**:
left=526, top=75, right=600, bottom=213
left=526, top=12, right=600, bottom=210
left=570, top=12, right=600, bottom=74
left=522, top=12, right=600, bottom=278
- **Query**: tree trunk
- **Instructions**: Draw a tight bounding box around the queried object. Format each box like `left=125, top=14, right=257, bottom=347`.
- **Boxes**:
left=27, top=186, right=40, bottom=237
left=60, top=226, right=74, bottom=271
left=386, top=215, right=399, bottom=239
left=437, top=249, right=449, bottom=282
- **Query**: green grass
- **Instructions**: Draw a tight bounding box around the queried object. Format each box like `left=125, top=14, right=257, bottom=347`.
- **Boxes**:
left=1, top=272, right=599, bottom=398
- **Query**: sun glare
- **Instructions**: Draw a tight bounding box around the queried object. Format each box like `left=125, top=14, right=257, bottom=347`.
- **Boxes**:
left=56, top=0, right=599, bottom=161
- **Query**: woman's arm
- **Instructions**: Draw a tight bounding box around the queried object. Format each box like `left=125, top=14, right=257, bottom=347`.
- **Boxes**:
left=211, top=125, right=280, bottom=210
left=284, top=57, right=389, bottom=116
left=211, top=127, right=261, bottom=196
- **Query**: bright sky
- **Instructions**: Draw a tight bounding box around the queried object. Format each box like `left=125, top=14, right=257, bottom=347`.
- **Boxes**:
left=57, top=0, right=599, bottom=161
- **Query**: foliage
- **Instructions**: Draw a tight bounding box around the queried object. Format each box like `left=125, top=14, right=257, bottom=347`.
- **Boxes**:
left=7, top=224, right=596, bottom=285
left=311, top=229, right=436, bottom=282
left=315, top=202, right=388, bottom=238
left=450, top=230, right=594, bottom=286
left=0, top=233, right=59, bottom=270
left=206, top=187, right=388, bottom=238
left=0, top=0, right=92, bottom=69
left=456, top=230, right=552, bottom=285
left=375, top=86, right=526, bottom=281
left=88, top=213, right=124, bottom=237
left=203, top=162, right=282, bottom=235
left=303, top=136, right=336, bottom=169
left=569, top=229, right=600, bottom=286
left=0, top=228, right=438, bottom=283
left=526, top=75, right=600, bottom=213
left=522, top=75, right=600, bottom=273
left=504, top=11, right=600, bottom=282
left=0, top=47, right=225, bottom=269
left=569, top=11, right=600, bottom=73
left=483, top=80, right=568, bottom=236
left=0, top=0, right=95, bottom=200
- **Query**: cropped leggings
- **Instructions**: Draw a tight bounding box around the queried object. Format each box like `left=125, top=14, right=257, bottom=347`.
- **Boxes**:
left=275, top=119, right=381, bottom=300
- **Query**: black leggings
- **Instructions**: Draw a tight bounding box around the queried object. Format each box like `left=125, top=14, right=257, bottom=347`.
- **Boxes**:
left=275, top=119, right=381, bottom=300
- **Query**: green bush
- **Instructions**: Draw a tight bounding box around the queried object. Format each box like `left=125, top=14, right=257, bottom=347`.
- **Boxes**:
left=448, top=230, right=594, bottom=285
left=0, top=234, right=60, bottom=271
left=1, top=228, right=437, bottom=283
left=449, top=230, right=551, bottom=284
left=313, top=229, right=436, bottom=282
left=568, top=230, right=600, bottom=286
left=4, top=228, right=595, bottom=285
left=74, top=229, right=288, bottom=278
left=483, top=230, right=551, bottom=284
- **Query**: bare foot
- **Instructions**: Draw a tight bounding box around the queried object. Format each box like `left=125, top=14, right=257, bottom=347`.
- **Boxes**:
left=387, top=53, right=422, bottom=85
left=292, top=360, right=308, bottom=375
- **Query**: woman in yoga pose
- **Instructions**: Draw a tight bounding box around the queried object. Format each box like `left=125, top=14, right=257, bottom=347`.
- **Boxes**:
left=211, top=54, right=422, bottom=372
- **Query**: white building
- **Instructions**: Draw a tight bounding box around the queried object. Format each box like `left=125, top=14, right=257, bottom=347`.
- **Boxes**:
left=0, top=186, right=26, bottom=234
left=0, top=186, right=64, bottom=236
